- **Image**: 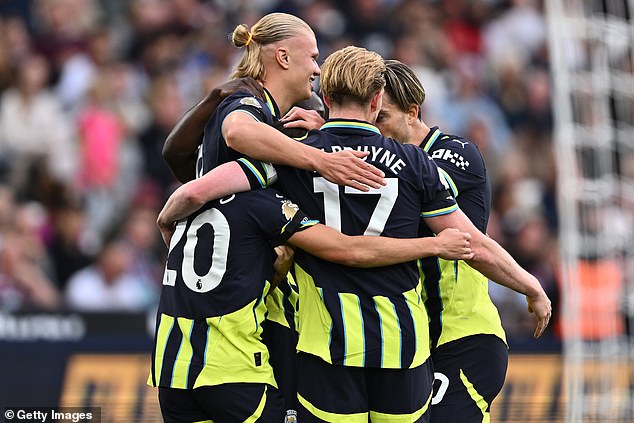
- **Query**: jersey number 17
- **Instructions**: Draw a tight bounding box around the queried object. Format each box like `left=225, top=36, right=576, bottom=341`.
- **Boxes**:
left=313, top=177, right=398, bottom=235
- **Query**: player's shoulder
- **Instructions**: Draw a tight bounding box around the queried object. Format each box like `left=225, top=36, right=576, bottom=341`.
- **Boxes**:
left=374, top=135, right=441, bottom=187
left=430, top=132, right=482, bottom=158
left=383, top=134, right=425, bottom=153
left=229, top=188, right=294, bottom=208
left=238, top=189, right=304, bottom=224
left=427, top=131, right=485, bottom=171
left=220, top=91, right=266, bottom=111
left=300, top=128, right=332, bottom=148
left=206, top=189, right=291, bottom=221
left=219, top=92, right=270, bottom=121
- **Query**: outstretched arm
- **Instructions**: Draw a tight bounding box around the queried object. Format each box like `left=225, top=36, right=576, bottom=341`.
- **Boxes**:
left=223, top=112, right=386, bottom=192
left=424, top=208, right=552, bottom=338
left=287, top=225, right=473, bottom=268
left=163, top=78, right=385, bottom=191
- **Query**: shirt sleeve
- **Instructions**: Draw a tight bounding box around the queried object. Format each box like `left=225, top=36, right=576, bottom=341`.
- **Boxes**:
left=252, top=189, right=318, bottom=246
left=416, top=149, right=459, bottom=218
left=217, top=93, right=278, bottom=189
left=237, top=158, right=278, bottom=189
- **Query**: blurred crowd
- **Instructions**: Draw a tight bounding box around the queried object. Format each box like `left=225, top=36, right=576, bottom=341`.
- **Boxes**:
left=0, top=0, right=560, bottom=342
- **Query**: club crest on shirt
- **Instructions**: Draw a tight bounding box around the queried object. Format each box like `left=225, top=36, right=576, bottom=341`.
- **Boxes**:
left=240, top=96, right=262, bottom=108
left=281, top=200, right=299, bottom=220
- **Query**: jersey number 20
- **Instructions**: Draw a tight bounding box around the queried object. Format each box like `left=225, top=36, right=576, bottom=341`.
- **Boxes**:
left=162, top=208, right=230, bottom=293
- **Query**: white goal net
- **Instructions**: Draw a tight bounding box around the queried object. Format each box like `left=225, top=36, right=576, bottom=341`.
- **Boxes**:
left=546, top=0, right=634, bottom=421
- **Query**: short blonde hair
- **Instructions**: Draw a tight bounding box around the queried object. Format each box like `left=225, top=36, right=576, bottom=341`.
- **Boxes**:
left=320, top=46, right=386, bottom=106
left=231, top=13, right=313, bottom=80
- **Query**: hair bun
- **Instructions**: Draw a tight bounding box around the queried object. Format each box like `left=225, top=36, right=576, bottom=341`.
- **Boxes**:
left=231, top=24, right=251, bottom=48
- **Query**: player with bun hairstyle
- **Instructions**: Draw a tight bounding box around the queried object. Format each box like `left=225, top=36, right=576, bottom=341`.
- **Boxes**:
left=161, top=13, right=384, bottom=192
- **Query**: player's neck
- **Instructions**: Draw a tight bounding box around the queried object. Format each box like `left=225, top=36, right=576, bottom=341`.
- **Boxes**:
left=327, top=104, right=375, bottom=124
left=261, top=79, right=293, bottom=117
left=411, top=120, right=431, bottom=145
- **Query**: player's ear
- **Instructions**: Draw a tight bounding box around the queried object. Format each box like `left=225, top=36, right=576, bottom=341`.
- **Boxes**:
left=322, top=95, right=331, bottom=109
left=276, top=47, right=290, bottom=70
left=407, top=104, right=420, bottom=124
left=370, top=89, right=383, bottom=114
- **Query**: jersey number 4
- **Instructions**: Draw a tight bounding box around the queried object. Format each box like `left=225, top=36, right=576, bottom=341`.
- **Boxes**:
left=162, top=208, right=230, bottom=293
left=313, top=177, right=398, bottom=235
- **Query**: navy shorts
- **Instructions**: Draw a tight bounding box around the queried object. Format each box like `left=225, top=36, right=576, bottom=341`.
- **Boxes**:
left=297, top=352, right=433, bottom=422
left=430, top=334, right=508, bottom=422
left=158, top=383, right=284, bottom=423
left=261, top=319, right=299, bottom=413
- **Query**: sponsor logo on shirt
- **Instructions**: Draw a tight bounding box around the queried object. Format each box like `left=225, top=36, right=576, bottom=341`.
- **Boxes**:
left=431, top=148, right=470, bottom=171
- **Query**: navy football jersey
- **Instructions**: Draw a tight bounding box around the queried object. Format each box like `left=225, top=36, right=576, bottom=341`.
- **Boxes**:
left=149, top=189, right=316, bottom=389
left=198, top=88, right=280, bottom=187
left=417, top=127, right=506, bottom=349
left=274, top=119, right=458, bottom=369
left=420, top=127, right=490, bottom=233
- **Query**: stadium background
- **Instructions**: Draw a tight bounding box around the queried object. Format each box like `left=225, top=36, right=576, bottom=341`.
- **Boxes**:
left=0, top=0, right=631, bottom=421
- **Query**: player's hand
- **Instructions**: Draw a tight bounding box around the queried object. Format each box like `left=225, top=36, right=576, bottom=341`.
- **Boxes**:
left=281, top=107, right=325, bottom=131
left=317, top=150, right=386, bottom=191
left=433, top=228, right=473, bottom=260
left=272, top=245, right=295, bottom=288
left=526, top=290, right=552, bottom=338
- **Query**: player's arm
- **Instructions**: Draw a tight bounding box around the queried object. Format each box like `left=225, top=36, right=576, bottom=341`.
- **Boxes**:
left=286, top=224, right=473, bottom=267
left=162, top=77, right=265, bottom=182
left=424, top=208, right=552, bottom=338
left=222, top=111, right=385, bottom=192
left=157, top=161, right=253, bottom=246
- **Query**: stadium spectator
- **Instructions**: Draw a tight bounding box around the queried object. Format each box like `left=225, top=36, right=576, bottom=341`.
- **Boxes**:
left=0, top=16, right=31, bottom=91
left=47, top=193, right=95, bottom=291
left=0, top=53, right=77, bottom=200
left=64, top=238, right=158, bottom=312
left=137, top=73, right=185, bottom=198
left=435, top=56, right=513, bottom=155
left=75, top=65, right=146, bottom=239
left=55, top=26, right=119, bottom=116
left=0, top=228, right=61, bottom=311
left=118, top=201, right=163, bottom=293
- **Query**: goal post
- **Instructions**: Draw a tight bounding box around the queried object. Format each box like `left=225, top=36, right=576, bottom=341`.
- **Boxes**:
left=545, top=0, right=634, bottom=421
